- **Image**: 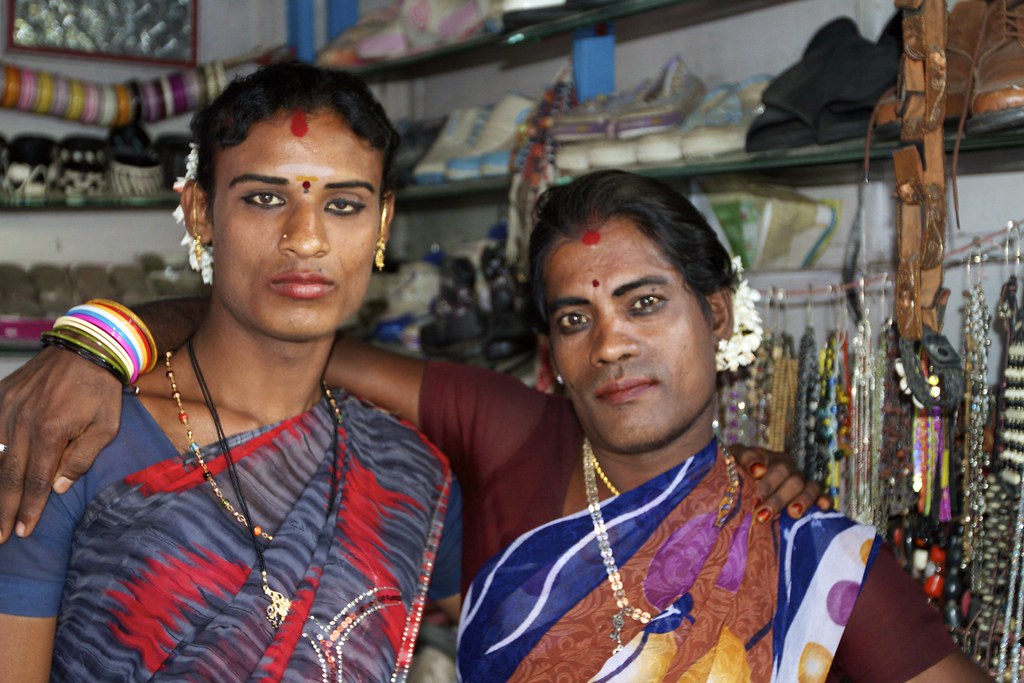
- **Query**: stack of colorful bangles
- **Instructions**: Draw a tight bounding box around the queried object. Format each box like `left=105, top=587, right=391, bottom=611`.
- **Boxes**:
left=40, top=300, right=157, bottom=386
left=0, top=61, right=227, bottom=126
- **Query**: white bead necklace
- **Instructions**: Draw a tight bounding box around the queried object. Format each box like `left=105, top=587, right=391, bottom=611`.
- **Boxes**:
left=582, top=439, right=651, bottom=654
left=582, top=438, right=740, bottom=654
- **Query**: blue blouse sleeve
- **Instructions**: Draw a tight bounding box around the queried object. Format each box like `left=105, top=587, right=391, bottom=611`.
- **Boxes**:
left=427, top=477, right=462, bottom=601
left=0, top=487, right=83, bottom=616
left=0, top=392, right=174, bottom=617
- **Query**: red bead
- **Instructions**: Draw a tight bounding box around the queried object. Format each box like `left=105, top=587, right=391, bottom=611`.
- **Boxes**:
left=179, top=411, right=188, bottom=423
left=929, top=545, right=947, bottom=565
left=923, top=574, right=944, bottom=599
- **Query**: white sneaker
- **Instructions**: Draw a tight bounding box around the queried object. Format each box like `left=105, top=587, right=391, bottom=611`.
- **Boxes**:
left=586, top=138, right=638, bottom=169
left=413, top=106, right=489, bottom=184
left=555, top=140, right=593, bottom=173
left=445, top=93, right=535, bottom=180
left=501, top=0, right=564, bottom=10
left=613, top=54, right=706, bottom=139
left=679, top=75, right=770, bottom=158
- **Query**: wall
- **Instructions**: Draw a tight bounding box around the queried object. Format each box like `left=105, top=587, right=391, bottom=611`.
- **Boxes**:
left=3, top=0, right=1024, bottom=379
left=0, top=1, right=286, bottom=376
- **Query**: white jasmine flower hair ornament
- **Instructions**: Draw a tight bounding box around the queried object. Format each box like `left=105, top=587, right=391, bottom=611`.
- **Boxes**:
left=173, top=143, right=214, bottom=285
left=715, top=256, right=763, bottom=373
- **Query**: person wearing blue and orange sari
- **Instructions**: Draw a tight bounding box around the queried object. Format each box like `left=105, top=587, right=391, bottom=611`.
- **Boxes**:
left=448, top=171, right=983, bottom=681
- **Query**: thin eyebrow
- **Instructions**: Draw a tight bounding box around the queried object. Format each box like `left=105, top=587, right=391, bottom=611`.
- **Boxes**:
left=547, top=295, right=590, bottom=315
left=227, top=174, right=377, bottom=195
left=325, top=180, right=377, bottom=194
left=612, top=276, right=669, bottom=298
left=228, top=173, right=287, bottom=187
left=547, top=276, right=669, bottom=314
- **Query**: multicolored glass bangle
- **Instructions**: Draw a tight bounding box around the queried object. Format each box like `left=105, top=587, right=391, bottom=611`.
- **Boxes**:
left=47, top=300, right=158, bottom=385
left=64, top=307, right=144, bottom=375
left=91, top=299, right=157, bottom=372
left=70, top=301, right=156, bottom=376
left=53, top=315, right=137, bottom=383
left=41, top=332, right=129, bottom=385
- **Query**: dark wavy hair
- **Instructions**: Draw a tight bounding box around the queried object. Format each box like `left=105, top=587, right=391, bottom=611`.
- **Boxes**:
left=527, top=170, right=737, bottom=331
left=190, top=62, right=399, bottom=204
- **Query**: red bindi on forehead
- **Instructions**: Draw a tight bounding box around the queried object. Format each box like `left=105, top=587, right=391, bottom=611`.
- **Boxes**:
left=290, top=110, right=309, bottom=137
left=592, top=279, right=600, bottom=287
left=581, top=230, right=601, bottom=245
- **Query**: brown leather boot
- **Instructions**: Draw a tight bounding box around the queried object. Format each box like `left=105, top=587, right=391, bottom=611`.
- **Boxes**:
left=970, top=0, right=1024, bottom=133
left=946, top=0, right=987, bottom=120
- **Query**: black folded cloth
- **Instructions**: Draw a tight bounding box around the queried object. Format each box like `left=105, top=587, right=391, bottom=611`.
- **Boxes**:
left=746, top=15, right=900, bottom=152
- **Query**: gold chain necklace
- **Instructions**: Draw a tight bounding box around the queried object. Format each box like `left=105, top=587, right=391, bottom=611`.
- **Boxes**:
left=165, top=345, right=343, bottom=628
left=584, top=439, right=621, bottom=495
left=581, top=438, right=741, bottom=653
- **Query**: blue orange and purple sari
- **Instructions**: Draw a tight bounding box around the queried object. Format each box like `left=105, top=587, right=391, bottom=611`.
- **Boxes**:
left=51, top=393, right=450, bottom=682
left=459, top=439, right=877, bottom=682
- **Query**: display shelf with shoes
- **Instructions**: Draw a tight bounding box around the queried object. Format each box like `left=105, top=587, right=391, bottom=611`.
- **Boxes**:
left=396, top=125, right=1024, bottom=204
left=0, top=191, right=180, bottom=211
left=343, top=0, right=796, bottom=77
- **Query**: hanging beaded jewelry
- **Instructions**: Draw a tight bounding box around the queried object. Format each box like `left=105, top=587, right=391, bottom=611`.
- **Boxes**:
left=582, top=438, right=739, bottom=654
left=793, top=324, right=818, bottom=476
left=849, top=313, right=875, bottom=524
left=963, top=280, right=992, bottom=587
left=767, top=341, right=797, bottom=452
left=165, top=341, right=343, bottom=628
left=811, top=334, right=838, bottom=494
left=996, top=333, right=1024, bottom=680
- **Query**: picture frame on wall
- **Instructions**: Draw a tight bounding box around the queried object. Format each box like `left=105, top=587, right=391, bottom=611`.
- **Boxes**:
left=6, top=0, right=198, bottom=66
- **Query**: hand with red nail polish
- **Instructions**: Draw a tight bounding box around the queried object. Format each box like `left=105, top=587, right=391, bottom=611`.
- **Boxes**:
left=728, top=444, right=821, bottom=521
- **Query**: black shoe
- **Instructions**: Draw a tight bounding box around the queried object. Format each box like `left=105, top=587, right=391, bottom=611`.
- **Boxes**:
left=480, top=243, right=536, bottom=361
left=419, top=257, right=487, bottom=358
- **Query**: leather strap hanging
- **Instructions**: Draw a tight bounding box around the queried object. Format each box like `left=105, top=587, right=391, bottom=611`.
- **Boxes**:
left=893, top=0, right=964, bottom=410
left=893, top=0, right=947, bottom=340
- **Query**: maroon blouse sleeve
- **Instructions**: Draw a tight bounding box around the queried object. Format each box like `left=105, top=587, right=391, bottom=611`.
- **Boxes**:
left=418, top=361, right=580, bottom=592
left=829, top=543, right=960, bottom=681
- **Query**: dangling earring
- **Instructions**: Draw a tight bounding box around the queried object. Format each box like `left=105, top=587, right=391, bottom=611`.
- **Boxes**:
left=374, top=202, right=389, bottom=272
left=556, top=374, right=564, bottom=386
left=185, top=192, right=215, bottom=285
left=192, top=199, right=205, bottom=267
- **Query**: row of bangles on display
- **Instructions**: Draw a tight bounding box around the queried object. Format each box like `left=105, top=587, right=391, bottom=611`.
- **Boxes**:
left=716, top=221, right=1024, bottom=677
left=0, top=60, right=227, bottom=127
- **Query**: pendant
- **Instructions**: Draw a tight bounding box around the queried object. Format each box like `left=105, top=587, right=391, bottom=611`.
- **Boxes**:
left=264, top=584, right=292, bottom=628
left=610, top=608, right=626, bottom=654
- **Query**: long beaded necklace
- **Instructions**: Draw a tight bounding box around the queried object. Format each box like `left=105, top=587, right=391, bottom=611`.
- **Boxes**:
left=793, top=324, right=819, bottom=475
left=581, top=438, right=739, bottom=654
left=962, top=280, right=992, bottom=577
left=165, top=339, right=343, bottom=628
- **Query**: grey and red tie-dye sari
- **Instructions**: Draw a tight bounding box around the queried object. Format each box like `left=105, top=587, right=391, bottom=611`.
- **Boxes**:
left=51, top=392, right=450, bottom=682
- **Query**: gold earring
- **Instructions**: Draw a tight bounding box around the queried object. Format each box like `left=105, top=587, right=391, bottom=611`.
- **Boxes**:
left=374, top=235, right=386, bottom=271
left=374, top=203, right=389, bottom=271
left=191, top=197, right=205, bottom=264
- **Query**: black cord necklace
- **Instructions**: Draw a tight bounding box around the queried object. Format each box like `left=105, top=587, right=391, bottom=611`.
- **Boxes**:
left=166, top=337, right=343, bottom=628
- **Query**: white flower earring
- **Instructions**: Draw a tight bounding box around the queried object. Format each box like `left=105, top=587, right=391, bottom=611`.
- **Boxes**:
left=715, top=256, right=763, bottom=373
left=173, top=144, right=214, bottom=285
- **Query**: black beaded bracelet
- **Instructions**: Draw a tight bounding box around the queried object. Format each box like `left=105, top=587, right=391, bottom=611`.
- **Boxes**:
left=41, top=332, right=130, bottom=385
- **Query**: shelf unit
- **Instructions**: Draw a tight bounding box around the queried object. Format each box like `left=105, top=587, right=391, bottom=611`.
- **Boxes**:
left=9, top=129, right=1024, bottom=210
left=347, top=0, right=797, bottom=78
